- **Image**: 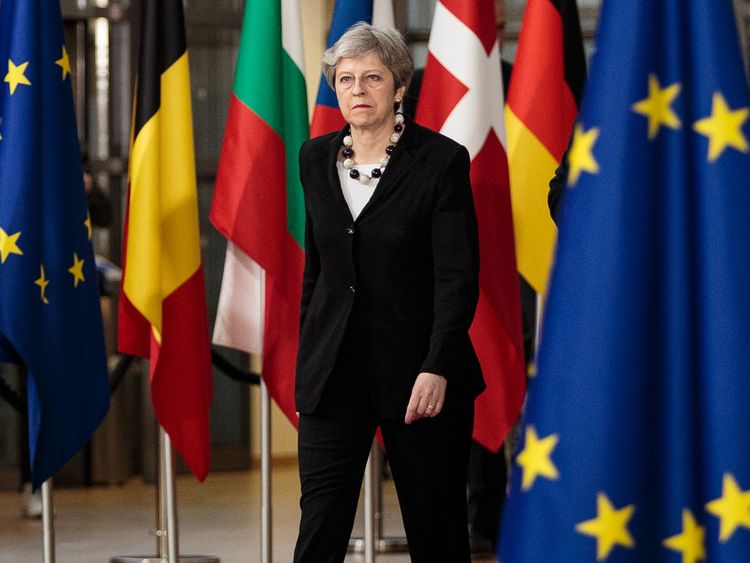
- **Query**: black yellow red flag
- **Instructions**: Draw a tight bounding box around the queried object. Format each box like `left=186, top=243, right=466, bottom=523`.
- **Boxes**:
left=119, top=0, right=212, bottom=480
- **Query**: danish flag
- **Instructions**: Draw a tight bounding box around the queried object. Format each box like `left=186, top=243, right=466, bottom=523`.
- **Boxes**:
left=416, top=0, right=526, bottom=451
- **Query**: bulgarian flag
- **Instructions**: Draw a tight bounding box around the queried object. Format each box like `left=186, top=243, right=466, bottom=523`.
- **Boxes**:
left=506, top=0, right=586, bottom=295
left=210, top=0, right=308, bottom=425
left=310, top=0, right=395, bottom=137
left=416, top=0, right=526, bottom=451
left=119, top=0, right=213, bottom=480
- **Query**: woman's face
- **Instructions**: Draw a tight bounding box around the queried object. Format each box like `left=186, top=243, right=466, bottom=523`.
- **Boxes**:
left=335, top=51, right=405, bottom=132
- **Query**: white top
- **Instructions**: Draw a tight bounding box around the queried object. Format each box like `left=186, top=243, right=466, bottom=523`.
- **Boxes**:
left=337, top=161, right=380, bottom=220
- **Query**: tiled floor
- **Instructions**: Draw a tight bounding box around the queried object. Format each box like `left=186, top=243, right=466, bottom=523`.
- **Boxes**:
left=0, top=465, right=497, bottom=563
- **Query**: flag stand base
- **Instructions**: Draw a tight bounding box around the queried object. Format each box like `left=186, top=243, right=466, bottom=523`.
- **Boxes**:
left=346, top=446, right=409, bottom=555
left=110, top=556, right=219, bottom=562
left=348, top=538, right=409, bottom=553
left=110, top=430, right=220, bottom=563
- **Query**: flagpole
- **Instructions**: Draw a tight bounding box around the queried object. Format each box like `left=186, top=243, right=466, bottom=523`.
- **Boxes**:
left=110, top=371, right=219, bottom=563
left=363, top=448, right=375, bottom=563
left=110, top=427, right=219, bottom=563
left=534, top=293, right=544, bottom=367
left=41, top=479, right=55, bottom=563
left=159, top=427, right=179, bottom=563
left=348, top=446, right=409, bottom=554
left=260, top=380, right=272, bottom=563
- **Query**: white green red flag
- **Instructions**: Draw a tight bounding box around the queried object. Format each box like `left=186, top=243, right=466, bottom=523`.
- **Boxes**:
left=416, top=0, right=526, bottom=451
left=210, top=0, right=308, bottom=426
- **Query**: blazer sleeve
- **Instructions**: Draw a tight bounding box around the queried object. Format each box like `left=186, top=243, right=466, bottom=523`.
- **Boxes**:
left=298, top=144, right=321, bottom=332
left=299, top=209, right=320, bottom=330
left=419, top=145, right=480, bottom=381
left=548, top=145, right=571, bottom=226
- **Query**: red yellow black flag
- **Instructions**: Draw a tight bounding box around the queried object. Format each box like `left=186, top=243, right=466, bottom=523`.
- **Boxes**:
left=506, top=0, right=586, bottom=295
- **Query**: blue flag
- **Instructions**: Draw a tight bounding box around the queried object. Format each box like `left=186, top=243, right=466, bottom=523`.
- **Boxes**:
left=500, top=0, right=750, bottom=561
left=0, top=0, right=109, bottom=488
left=314, top=0, right=373, bottom=110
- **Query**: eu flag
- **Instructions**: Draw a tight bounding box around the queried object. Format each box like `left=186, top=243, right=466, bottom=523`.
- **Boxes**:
left=500, top=0, right=750, bottom=561
left=0, top=0, right=109, bottom=488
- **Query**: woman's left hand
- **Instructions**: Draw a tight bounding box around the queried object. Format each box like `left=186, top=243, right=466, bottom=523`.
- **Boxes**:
left=404, top=372, right=447, bottom=424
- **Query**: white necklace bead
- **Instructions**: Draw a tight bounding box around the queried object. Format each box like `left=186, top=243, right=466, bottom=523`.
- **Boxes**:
left=342, top=115, right=404, bottom=185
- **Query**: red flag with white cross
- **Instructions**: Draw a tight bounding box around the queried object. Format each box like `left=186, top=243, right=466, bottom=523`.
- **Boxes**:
left=416, top=0, right=526, bottom=451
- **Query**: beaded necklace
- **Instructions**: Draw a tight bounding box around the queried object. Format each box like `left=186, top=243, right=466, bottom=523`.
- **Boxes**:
left=341, top=113, right=404, bottom=185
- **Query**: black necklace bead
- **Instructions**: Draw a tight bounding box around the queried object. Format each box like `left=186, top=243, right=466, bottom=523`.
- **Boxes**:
left=342, top=120, right=403, bottom=183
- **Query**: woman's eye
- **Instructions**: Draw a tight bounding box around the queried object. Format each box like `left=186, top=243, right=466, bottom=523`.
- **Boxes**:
left=339, top=76, right=351, bottom=83
left=368, top=74, right=381, bottom=81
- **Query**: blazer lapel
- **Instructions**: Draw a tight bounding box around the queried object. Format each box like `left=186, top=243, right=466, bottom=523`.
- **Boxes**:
left=355, top=120, right=418, bottom=221
left=325, top=127, right=354, bottom=219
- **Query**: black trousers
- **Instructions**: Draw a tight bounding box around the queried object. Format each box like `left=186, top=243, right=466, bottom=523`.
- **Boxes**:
left=293, top=335, right=474, bottom=563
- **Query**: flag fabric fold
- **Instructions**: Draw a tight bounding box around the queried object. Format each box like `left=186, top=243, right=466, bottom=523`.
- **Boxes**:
left=506, top=0, right=585, bottom=295
left=210, top=0, right=309, bottom=425
left=501, top=0, right=750, bottom=560
left=310, top=0, right=394, bottom=138
left=416, top=0, right=525, bottom=452
left=0, top=0, right=109, bottom=488
left=119, top=0, right=212, bottom=481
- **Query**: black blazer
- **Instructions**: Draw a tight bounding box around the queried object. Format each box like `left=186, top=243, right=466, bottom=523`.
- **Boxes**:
left=295, top=121, right=485, bottom=417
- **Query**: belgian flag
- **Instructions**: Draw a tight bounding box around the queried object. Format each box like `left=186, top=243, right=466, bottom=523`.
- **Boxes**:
left=119, top=0, right=212, bottom=480
left=506, top=0, right=586, bottom=295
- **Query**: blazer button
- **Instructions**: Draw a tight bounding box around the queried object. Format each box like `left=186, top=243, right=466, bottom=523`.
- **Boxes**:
left=348, top=285, right=356, bottom=294
left=346, top=226, right=354, bottom=235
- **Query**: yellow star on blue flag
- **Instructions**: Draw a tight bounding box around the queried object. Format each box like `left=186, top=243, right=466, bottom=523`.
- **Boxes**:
left=693, top=92, right=749, bottom=162
left=34, top=264, right=50, bottom=304
left=567, top=124, right=600, bottom=185
left=0, top=0, right=108, bottom=489
left=575, top=493, right=636, bottom=560
left=663, top=509, right=706, bottom=563
left=631, top=73, right=682, bottom=139
left=4, top=59, right=31, bottom=95
left=0, top=227, right=23, bottom=263
left=54, top=46, right=70, bottom=80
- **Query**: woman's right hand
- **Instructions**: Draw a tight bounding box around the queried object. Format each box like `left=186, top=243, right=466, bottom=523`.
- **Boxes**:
left=404, top=372, right=446, bottom=424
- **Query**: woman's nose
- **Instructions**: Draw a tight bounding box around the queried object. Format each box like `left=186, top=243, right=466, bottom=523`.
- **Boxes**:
left=352, top=78, right=365, bottom=95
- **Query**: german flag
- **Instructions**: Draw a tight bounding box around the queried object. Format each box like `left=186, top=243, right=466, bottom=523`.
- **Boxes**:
left=119, top=0, right=212, bottom=481
left=506, top=0, right=586, bottom=295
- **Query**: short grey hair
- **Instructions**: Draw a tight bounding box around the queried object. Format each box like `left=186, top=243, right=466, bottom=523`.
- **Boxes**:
left=322, top=22, right=413, bottom=93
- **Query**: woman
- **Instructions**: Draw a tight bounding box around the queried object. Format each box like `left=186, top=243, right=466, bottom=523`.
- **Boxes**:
left=294, top=22, right=485, bottom=563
